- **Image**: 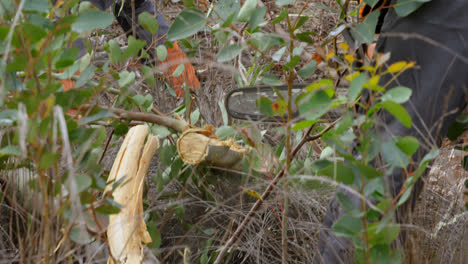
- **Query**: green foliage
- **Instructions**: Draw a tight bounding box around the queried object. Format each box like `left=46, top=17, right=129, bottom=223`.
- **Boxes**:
left=204, top=1, right=439, bottom=262
left=351, top=10, right=380, bottom=43
left=394, top=0, right=432, bottom=17
left=168, top=8, right=207, bottom=41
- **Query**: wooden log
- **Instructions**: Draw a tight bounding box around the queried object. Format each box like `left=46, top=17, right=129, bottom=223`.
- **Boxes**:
left=177, top=127, right=247, bottom=171
left=106, top=125, right=159, bottom=264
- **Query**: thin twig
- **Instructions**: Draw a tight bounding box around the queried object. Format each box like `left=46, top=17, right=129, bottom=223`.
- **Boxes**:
left=78, top=104, right=189, bottom=132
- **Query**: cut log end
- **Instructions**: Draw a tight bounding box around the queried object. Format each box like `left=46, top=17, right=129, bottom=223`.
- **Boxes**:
left=177, top=128, right=247, bottom=170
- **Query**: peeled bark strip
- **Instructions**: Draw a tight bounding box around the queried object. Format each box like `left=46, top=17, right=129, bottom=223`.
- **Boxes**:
left=106, top=125, right=159, bottom=264
left=177, top=127, right=247, bottom=171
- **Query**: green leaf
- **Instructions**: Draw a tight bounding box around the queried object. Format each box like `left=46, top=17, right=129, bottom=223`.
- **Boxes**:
left=447, top=121, right=465, bottom=141
left=133, top=95, right=146, bottom=106
left=182, top=0, right=196, bottom=8
left=24, top=0, right=49, bottom=13
left=249, top=7, right=266, bottom=31
left=387, top=61, right=407, bottom=73
left=250, top=32, right=282, bottom=51
left=147, top=221, right=162, bottom=249
left=0, top=145, right=22, bottom=157
left=72, top=10, right=114, bottom=33
left=39, top=152, right=60, bottom=169
left=382, top=86, right=412, bottom=104
left=294, top=16, right=308, bottom=30
left=396, top=136, right=419, bottom=156
left=138, top=12, right=159, bottom=35
left=214, top=0, right=240, bottom=21
left=368, top=222, right=400, bottom=245
left=337, top=192, right=358, bottom=212
left=380, top=101, right=412, bottom=128
left=55, top=48, right=79, bottom=69
left=256, top=97, right=274, bottom=117
left=410, top=148, right=439, bottom=180
left=276, top=0, right=294, bottom=6
left=463, top=156, right=468, bottom=171
left=141, top=65, right=156, bottom=87
left=0, top=109, right=17, bottom=126
left=237, top=0, right=257, bottom=22
left=159, top=145, right=176, bottom=166
left=172, top=64, right=185, bottom=77
left=283, top=56, right=301, bottom=70
left=190, top=109, right=200, bottom=124
left=354, top=162, right=383, bottom=179
left=296, top=31, right=315, bottom=43
left=216, top=125, right=237, bottom=139
left=118, top=71, right=135, bottom=87
left=455, top=113, right=468, bottom=124
left=332, top=214, right=362, bottom=238
left=397, top=185, right=413, bottom=206
left=70, top=227, right=93, bottom=244
left=318, top=161, right=355, bottom=184
left=221, top=12, right=237, bottom=28
left=156, top=45, right=167, bottom=61
left=108, top=39, right=122, bottom=63
left=168, top=8, right=207, bottom=41
left=6, top=56, right=26, bottom=72
left=370, top=245, right=402, bottom=264
left=298, top=90, right=332, bottom=120
left=151, top=124, right=171, bottom=138
left=75, top=65, right=96, bottom=88
left=350, top=10, right=380, bottom=44
left=122, top=36, right=146, bottom=60
left=216, top=44, right=243, bottom=62
left=348, top=72, right=367, bottom=102
left=218, top=100, right=229, bottom=126
left=293, top=120, right=318, bottom=130
left=78, top=109, right=115, bottom=125
left=305, top=79, right=334, bottom=92
left=394, top=0, right=431, bottom=17
left=272, top=8, right=288, bottom=24
left=272, top=99, right=287, bottom=117
left=22, top=23, right=47, bottom=44
left=74, top=174, right=92, bottom=193
left=174, top=204, right=185, bottom=220
left=382, top=140, right=410, bottom=168
left=262, top=74, right=283, bottom=85
left=95, top=198, right=122, bottom=215
left=298, top=61, right=317, bottom=78
left=363, top=0, right=381, bottom=8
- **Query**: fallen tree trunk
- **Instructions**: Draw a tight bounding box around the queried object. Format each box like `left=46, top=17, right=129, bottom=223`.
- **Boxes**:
left=177, top=127, right=247, bottom=171
left=105, top=125, right=159, bottom=264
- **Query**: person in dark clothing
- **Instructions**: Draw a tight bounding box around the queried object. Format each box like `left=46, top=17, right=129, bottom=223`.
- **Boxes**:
left=315, top=0, right=468, bottom=262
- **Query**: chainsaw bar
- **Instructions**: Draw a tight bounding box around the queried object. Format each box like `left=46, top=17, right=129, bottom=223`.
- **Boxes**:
left=225, top=84, right=307, bottom=121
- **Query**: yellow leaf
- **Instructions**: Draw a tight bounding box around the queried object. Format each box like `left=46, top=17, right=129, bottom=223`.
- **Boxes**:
left=242, top=187, right=262, bottom=201
left=387, top=61, right=407, bottom=73
left=344, top=54, right=354, bottom=64
left=345, top=72, right=360, bottom=82
left=339, top=42, right=349, bottom=51
left=368, top=75, right=380, bottom=89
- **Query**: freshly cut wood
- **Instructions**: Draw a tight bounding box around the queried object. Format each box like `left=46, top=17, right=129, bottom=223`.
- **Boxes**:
left=177, top=127, right=247, bottom=170
left=106, top=125, right=159, bottom=264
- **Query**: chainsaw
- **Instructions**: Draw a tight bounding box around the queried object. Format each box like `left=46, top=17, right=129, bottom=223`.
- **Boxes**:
left=224, top=84, right=308, bottom=121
